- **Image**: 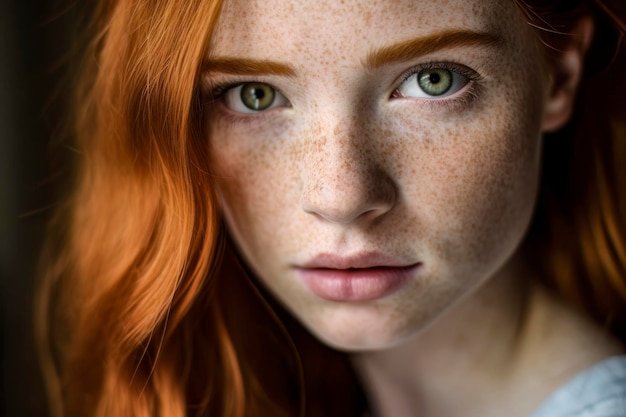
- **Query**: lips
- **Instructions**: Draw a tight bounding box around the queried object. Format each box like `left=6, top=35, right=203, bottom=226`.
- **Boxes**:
left=294, top=253, right=420, bottom=302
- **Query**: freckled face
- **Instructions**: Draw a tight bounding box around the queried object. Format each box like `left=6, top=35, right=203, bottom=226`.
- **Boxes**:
left=205, top=0, right=547, bottom=350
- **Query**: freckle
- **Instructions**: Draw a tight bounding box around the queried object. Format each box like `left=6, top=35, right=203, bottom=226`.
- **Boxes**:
left=332, top=124, right=343, bottom=139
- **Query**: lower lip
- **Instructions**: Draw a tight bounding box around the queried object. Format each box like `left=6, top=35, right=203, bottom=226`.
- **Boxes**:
left=296, top=264, right=420, bottom=302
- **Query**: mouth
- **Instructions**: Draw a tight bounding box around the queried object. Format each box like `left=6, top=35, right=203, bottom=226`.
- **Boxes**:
left=294, top=253, right=421, bottom=302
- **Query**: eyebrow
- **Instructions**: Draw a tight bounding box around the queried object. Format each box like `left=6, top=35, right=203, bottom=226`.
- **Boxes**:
left=201, top=30, right=502, bottom=77
left=366, top=30, right=503, bottom=69
left=202, top=57, right=296, bottom=76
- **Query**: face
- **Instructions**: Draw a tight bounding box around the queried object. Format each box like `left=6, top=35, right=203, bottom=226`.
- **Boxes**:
left=204, top=0, right=549, bottom=351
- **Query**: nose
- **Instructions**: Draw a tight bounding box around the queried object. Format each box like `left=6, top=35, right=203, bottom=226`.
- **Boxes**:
left=300, top=123, right=397, bottom=225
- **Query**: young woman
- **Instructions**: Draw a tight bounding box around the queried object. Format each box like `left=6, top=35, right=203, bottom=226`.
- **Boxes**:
left=38, top=0, right=626, bottom=416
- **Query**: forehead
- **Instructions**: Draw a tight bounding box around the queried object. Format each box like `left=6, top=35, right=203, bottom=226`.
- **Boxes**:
left=210, top=0, right=530, bottom=60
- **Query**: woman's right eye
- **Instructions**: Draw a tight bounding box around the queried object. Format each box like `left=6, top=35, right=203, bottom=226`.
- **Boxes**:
left=223, top=82, right=289, bottom=114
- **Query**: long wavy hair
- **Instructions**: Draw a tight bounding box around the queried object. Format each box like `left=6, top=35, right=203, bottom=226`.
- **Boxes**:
left=37, top=1, right=626, bottom=416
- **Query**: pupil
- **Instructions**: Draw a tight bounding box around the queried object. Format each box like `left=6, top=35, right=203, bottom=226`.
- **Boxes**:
left=253, top=88, right=266, bottom=99
left=429, top=73, right=441, bottom=84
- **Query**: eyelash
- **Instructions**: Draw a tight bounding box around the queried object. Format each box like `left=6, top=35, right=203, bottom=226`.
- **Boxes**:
left=204, top=79, right=258, bottom=99
left=203, top=61, right=483, bottom=124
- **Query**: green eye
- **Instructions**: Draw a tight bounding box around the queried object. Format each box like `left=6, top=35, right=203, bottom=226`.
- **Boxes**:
left=222, top=82, right=289, bottom=114
left=240, top=83, right=276, bottom=110
left=417, top=69, right=453, bottom=96
left=395, top=65, right=472, bottom=100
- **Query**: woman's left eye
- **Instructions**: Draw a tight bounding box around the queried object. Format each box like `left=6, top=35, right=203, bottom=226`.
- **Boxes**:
left=223, top=82, right=289, bottom=113
left=395, top=67, right=470, bottom=99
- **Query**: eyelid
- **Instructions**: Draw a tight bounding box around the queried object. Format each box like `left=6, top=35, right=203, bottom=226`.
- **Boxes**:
left=202, top=77, right=279, bottom=101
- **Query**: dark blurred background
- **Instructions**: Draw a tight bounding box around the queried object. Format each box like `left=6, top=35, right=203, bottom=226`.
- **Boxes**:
left=2, top=1, right=80, bottom=415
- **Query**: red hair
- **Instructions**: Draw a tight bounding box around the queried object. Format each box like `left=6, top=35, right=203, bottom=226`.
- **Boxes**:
left=38, top=1, right=228, bottom=416
left=37, top=1, right=626, bottom=416
left=517, top=0, right=626, bottom=338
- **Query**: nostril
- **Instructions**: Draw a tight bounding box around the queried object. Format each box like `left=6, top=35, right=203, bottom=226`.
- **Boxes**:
left=301, top=173, right=397, bottom=225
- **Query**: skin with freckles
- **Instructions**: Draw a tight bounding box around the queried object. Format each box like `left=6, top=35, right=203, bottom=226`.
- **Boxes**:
left=206, top=0, right=545, bottom=350
left=204, top=1, right=624, bottom=416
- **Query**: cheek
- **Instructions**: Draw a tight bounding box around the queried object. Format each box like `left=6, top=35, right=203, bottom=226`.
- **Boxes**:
left=208, top=119, right=303, bottom=260
left=390, top=91, right=543, bottom=270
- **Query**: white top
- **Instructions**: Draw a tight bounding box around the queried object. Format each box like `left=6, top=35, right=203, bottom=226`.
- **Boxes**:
left=530, top=356, right=626, bottom=417
left=362, top=356, right=626, bottom=417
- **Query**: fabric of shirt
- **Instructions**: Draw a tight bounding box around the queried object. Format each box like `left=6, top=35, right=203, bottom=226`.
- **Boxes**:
left=530, top=356, right=626, bottom=417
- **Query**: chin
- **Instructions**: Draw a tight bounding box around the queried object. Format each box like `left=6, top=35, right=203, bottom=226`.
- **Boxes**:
left=311, top=329, right=401, bottom=352
left=294, top=305, right=430, bottom=352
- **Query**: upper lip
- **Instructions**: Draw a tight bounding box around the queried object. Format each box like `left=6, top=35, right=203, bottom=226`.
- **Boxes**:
left=296, top=252, right=418, bottom=270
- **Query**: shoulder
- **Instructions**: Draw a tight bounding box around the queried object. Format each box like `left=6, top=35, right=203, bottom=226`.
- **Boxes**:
left=530, top=356, right=626, bottom=417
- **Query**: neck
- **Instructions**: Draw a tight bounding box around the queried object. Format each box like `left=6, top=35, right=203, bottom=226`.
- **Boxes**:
left=350, top=255, right=623, bottom=417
